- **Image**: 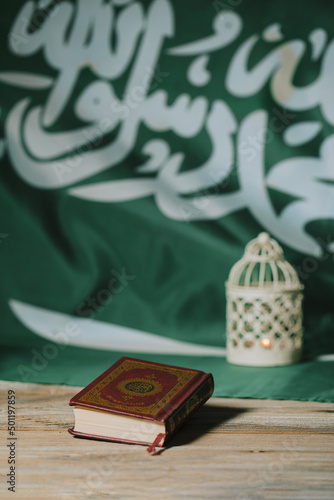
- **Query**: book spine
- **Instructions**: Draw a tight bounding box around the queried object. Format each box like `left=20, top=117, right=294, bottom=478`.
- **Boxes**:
left=163, top=374, right=214, bottom=443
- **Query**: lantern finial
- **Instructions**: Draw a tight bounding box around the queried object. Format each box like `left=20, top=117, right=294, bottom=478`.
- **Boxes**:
left=258, top=232, right=270, bottom=244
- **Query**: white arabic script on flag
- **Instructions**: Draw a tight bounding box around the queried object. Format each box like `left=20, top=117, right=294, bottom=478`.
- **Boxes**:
left=1, top=0, right=334, bottom=256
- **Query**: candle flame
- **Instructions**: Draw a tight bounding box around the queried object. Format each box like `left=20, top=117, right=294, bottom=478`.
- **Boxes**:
left=260, top=338, right=272, bottom=348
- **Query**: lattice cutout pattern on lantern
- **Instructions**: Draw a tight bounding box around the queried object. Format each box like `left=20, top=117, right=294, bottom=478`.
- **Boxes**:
left=227, top=292, right=303, bottom=352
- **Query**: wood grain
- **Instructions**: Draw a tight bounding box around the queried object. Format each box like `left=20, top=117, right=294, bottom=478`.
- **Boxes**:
left=1, top=381, right=334, bottom=499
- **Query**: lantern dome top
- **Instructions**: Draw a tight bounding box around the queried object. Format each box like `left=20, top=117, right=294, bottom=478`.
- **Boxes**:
left=245, top=232, right=283, bottom=261
left=227, top=232, right=303, bottom=291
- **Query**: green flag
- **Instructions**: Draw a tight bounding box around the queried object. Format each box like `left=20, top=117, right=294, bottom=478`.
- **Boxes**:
left=1, top=0, right=334, bottom=401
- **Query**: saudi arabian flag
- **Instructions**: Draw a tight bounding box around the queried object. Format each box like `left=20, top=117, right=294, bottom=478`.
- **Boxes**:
left=1, top=0, right=334, bottom=401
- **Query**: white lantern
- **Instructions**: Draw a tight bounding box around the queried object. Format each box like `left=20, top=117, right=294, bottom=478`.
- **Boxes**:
left=226, top=232, right=304, bottom=366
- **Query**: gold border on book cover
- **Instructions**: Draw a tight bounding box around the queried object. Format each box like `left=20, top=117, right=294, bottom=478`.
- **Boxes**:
left=79, top=359, right=197, bottom=416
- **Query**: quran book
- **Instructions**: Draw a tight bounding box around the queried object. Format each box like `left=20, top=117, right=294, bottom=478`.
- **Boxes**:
left=68, top=357, right=214, bottom=452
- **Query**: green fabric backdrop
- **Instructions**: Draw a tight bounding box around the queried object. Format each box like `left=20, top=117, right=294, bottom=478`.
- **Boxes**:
left=1, top=0, right=333, bottom=401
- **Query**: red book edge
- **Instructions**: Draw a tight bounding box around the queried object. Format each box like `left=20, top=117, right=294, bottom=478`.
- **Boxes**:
left=163, top=373, right=214, bottom=443
left=68, top=427, right=158, bottom=447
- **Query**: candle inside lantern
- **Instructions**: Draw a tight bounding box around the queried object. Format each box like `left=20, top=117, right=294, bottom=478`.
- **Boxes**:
left=226, top=232, right=304, bottom=366
left=260, top=338, right=272, bottom=348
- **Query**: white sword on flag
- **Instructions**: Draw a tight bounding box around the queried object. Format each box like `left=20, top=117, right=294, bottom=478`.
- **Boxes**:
left=9, top=300, right=227, bottom=357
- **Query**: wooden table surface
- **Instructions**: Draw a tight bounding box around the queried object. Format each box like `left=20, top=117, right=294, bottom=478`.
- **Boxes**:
left=1, top=380, right=334, bottom=500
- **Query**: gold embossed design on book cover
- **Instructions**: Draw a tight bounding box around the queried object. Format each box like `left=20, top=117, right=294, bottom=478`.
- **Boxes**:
left=79, top=359, right=197, bottom=416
